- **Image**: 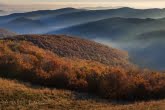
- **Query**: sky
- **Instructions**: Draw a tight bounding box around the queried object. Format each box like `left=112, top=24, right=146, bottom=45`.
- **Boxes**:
left=1, top=0, right=165, bottom=14
left=1, top=0, right=165, bottom=8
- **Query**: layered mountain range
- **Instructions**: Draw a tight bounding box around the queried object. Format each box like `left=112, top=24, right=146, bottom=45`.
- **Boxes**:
left=1, top=7, right=165, bottom=34
left=0, top=6, right=165, bottom=108
left=0, top=7, right=165, bottom=70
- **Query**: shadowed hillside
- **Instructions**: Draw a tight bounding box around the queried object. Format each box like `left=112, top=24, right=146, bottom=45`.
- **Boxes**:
left=2, top=7, right=165, bottom=34
left=0, top=8, right=83, bottom=24
left=0, top=8, right=84, bottom=34
left=1, top=17, right=47, bottom=34
left=48, top=17, right=165, bottom=70
left=48, top=17, right=156, bottom=40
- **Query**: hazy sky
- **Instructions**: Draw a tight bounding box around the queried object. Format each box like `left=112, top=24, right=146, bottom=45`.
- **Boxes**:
left=1, top=0, right=165, bottom=11
left=1, top=0, right=165, bottom=3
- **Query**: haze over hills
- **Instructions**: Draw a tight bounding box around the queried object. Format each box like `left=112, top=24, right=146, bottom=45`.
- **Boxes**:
left=0, top=8, right=84, bottom=34
left=0, top=7, right=83, bottom=30
left=49, top=17, right=155, bottom=40
left=2, top=17, right=46, bottom=34
left=41, top=7, right=165, bottom=29
left=0, top=7, right=83, bottom=21
left=0, top=7, right=165, bottom=69
left=0, top=17, right=165, bottom=108
left=0, top=10, right=6, bottom=16
left=48, top=17, right=165, bottom=70
left=0, top=28, right=16, bottom=38
left=0, top=3, right=165, bottom=109
left=1, top=7, right=165, bottom=34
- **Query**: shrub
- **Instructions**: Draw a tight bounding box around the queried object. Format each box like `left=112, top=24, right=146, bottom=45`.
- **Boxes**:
left=0, top=40, right=165, bottom=101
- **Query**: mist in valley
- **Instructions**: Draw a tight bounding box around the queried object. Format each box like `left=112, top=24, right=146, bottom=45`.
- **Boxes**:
left=95, top=37, right=165, bottom=71
left=1, top=7, right=165, bottom=70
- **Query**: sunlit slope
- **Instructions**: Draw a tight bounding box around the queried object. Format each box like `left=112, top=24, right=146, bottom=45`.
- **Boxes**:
left=0, top=35, right=165, bottom=101
left=0, top=78, right=165, bottom=110
left=6, top=35, right=131, bottom=67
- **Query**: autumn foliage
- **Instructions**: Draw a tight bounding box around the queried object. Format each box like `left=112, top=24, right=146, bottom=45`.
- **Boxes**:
left=0, top=39, right=165, bottom=101
left=5, top=35, right=132, bottom=68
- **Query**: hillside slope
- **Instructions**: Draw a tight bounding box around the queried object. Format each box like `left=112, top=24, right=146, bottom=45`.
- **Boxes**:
left=0, top=77, right=165, bottom=110
left=0, top=8, right=83, bottom=24
left=1, top=35, right=165, bottom=101
left=6, top=35, right=131, bottom=67
left=33, top=7, right=165, bottom=30
left=2, top=17, right=46, bottom=34
left=48, top=17, right=160, bottom=41
left=48, top=17, right=165, bottom=70
left=0, top=28, right=16, bottom=38
left=0, top=8, right=83, bottom=34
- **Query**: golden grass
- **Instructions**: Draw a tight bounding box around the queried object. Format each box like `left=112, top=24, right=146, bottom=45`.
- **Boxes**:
left=0, top=40, right=165, bottom=101
left=0, top=77, right=165, bottom=110
left=5, top=35, right=132, bottom=68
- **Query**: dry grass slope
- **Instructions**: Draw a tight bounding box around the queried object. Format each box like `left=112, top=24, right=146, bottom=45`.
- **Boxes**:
left=0, top=77, right=165, bottom=110
left=0, top=38, right=164, bottom=101
left=5, top=35, right=132, bottom=68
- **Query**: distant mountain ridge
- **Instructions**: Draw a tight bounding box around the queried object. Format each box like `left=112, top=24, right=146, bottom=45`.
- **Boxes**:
left=0, top=7, right=83, bottom=21
left=48, top=17, right=155, bottom=40
left=47, top=17, right=165, bottom=70
left=1, top=7, right=165, bottom=34
left=1, top=7, right=165, bottom=69
left=3, top=17, right=46, bottom=34
left=0, top=8, right=85, bottom=34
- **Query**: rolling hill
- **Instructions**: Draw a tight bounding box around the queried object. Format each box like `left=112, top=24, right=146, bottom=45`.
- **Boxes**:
left=48, top=17, right=155, bottom=40
left=0, top=7, right=165, bottom=109
left=5, top=35, right=131, bottom=67
left=39, top=7, right=165, bottom=29
left=2, top=7, right=165, bottom=34
left=1, top=34, right=165, bottom=101
left=0, top=8, right=83, bottom=24
left=2, top=17, right=46, bottom=34
left=0, top=8, right=84, bottom=34
left=0, top=7, right=165, bottom=69
left=48, top=17, right=165, bottom=70
left=0, top=28, right=16, bottom=38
